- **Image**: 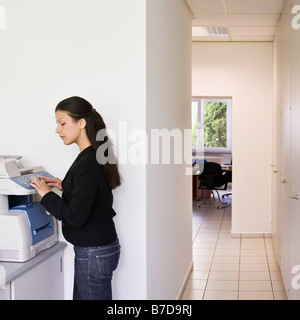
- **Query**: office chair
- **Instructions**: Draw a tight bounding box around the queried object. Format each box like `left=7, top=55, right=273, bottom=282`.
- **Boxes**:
left=222, top=159, right=232, bottom=199
left=198, top=162, right=230, bottom=209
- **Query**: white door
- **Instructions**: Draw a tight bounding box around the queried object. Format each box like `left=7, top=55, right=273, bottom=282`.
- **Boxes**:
left=288, top=10, right=300, bottom=299
left=277, top=4, right=292, bottom=291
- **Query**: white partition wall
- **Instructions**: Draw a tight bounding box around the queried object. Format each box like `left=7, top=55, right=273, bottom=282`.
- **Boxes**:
left=146, top=0, right=192, bottom=300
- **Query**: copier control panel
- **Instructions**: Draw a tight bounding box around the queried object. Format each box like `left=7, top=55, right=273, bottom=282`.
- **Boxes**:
left=0, top=156, right=54, bottom=195
left=11, top=171, right=54, bottom=191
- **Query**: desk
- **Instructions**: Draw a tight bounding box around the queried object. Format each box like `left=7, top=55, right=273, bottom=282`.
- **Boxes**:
left=221, top=165, right=232, bottom=172
left=192, top=170, right=211, bottom=201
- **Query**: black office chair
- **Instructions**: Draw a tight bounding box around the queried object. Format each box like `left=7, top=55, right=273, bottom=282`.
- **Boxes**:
left=198, top=162, right=230, bottom=209
left=222, top=160, right=232, bottom=199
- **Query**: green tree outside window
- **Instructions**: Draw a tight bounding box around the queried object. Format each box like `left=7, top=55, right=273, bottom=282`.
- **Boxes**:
left=203, top=102, right=227, bottom=148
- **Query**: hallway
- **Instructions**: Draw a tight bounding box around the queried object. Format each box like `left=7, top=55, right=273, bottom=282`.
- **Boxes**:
left=182, top=197, right=287, bottom=300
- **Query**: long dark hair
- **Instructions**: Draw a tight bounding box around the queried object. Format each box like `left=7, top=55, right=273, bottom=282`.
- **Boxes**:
left=55, top=96, right=121, bottom=190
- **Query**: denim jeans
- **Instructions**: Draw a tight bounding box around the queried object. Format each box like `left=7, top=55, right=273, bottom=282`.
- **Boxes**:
left=73, top=238, right=120, bottom=300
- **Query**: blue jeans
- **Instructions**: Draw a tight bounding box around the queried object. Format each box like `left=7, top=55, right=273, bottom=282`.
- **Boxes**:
left=73, top=238, right=120, bottom=300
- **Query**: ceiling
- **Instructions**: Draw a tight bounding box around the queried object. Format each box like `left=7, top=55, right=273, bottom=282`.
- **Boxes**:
left=186, top=0, right=286, bottom=42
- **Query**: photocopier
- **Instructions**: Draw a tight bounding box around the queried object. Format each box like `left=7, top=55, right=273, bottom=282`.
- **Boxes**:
left=0, top=155, right=58, bottom=262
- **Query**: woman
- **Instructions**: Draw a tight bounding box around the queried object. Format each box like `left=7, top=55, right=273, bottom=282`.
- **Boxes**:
left=30, top=96, right=121, bottom=300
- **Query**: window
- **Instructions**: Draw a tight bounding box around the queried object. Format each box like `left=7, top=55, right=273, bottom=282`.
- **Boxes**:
left=192, top=98, right=232, bottom=154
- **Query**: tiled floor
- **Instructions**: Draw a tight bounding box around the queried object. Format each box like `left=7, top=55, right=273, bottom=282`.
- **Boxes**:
left=182, top=195, right=288, bottom=300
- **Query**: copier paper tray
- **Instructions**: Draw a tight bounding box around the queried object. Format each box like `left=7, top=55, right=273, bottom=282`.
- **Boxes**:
left=9, top=203, right=54, bottom=246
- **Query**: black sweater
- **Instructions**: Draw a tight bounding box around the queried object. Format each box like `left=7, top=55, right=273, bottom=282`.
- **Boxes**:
left=41, top=146, right=117, bottom=247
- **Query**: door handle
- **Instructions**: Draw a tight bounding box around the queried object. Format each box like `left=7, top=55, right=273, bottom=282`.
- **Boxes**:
left=289, top=195, right=299, bottom=200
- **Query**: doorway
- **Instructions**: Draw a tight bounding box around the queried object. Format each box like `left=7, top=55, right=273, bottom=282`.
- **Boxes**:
left=192, top=96, right=233, bottom=208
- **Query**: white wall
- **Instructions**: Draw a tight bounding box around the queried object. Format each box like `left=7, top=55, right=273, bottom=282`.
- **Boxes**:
left=272, top=0, right=300, bottom=299
left=0, top=0, right=147, bottom=300
left=146, top=0, right=192, bottom=299
left=0, top=0, right=192, bottom=300
left=192, top=42, right=273, bottom=235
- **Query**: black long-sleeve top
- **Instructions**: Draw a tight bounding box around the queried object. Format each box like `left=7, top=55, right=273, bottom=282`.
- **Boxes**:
left=41, top=146, right=117, bottom=247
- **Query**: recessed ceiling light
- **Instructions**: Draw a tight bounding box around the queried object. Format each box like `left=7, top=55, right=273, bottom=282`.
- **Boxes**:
left=192, top=26, right=228, bottom=37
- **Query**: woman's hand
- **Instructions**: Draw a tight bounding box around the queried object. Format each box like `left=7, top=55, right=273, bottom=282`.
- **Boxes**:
left=39, top=176, right=63, bottom=191
left=30, top=177, right=53, bottom=198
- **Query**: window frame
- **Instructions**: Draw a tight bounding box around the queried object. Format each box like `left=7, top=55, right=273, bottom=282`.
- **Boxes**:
left=192, top=97, right=232, bottom=155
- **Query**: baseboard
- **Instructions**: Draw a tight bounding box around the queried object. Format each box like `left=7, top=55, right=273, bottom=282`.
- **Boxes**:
left=231, top=232, right=272, bottom=238
left=176, top=260, right=194, bottom=300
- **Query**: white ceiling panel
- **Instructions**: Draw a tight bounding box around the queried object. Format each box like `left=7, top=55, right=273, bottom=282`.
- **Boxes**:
left=230, top=26, right=277, bottom=37
left=227, top=14, right=281, bottom=27
left=192, top=14, right=227, bottom=26
left=225, top=0, right=285, bottom=14
left=187, top=0, right=224, bottom=14
left=231, top=36, right=274, bottom=41
left=192, top=36, right=230, bottom=42
left=187, top=0, right=286, bottom=42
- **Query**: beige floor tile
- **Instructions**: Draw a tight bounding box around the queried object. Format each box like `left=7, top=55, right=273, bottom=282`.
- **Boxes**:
left=241, top=238, right=264, bottom=244
left=186, top=279, right=207, bottom=290
left=193, top=255, right=213, bottom=263
left=209, top=271, right=239, bottom=281
left=193, top=242, right=216, bottom=249
left=216, top=242, right=240, bottom=250
left=213, top=256, right=240, bottom=264
left=193, top=261, right=211, bottom=271
left=273, top=290, right=288, bottom=300
left=183, top=204, right=288, bottom=302
left=267, top=249, right=275, bottom=256
left=182, top=289, right=204, bottom=300
left=240, top=256, right=268, bottom=264
left=239, top=280, right=272, bottom=291
left=241, top=249, right=266, bottom=257
left=268, top=263, right=280, bottom=272
left=193, top=236, right=217, bottom=244
left=239, top=271, right=270, bottom=281
left=189, top=270, right=209, bottom=280
left=240, top=263, right=269, bottom=272
left=210, top=263, right=239, bottom=272
left=267, top=256, right=278, bottom=264
left=203, top=290, right=238, bottom=300
left=272, top=280, right=286, bottom=291
left=206, top=280, right=238, bottom=291
left=270, top=271, right=283, bottom=281
left=214, top=249, right=240, bottom=256
left=239, top=291, right=273, bottom=300
left=193, top=248, right=215, bottom=256
left=241, top=243, right=265, bottom=250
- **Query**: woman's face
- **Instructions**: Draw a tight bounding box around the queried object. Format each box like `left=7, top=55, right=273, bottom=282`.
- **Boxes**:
left=55, top=110, right=83, bottom=145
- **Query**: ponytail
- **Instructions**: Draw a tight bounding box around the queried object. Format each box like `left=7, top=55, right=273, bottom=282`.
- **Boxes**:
left=55, top=96, right=122, bottom=190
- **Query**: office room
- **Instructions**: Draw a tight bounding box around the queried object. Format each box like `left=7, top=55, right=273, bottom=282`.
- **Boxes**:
left=0, top=0, right=300, bottom=301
